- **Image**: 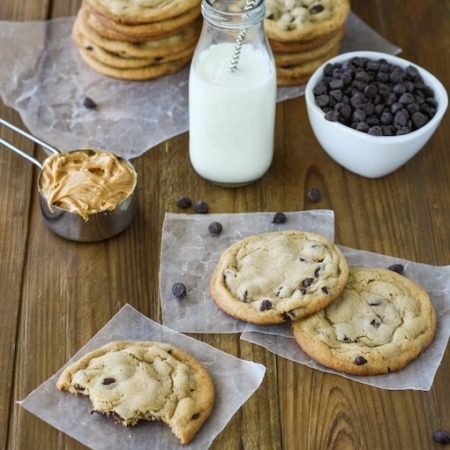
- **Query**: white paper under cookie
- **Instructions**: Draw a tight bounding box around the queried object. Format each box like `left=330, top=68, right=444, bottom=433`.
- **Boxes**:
left=160, top=210, right=335, bottom=333
left=0, top=14, right=400, bottom=159
left=241, top=247, right=450, bottom=391
left=18, top=304, right=266, bottom=450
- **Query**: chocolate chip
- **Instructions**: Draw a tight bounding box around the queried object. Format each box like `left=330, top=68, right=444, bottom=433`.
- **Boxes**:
left=302, top=278, right=314, bottom=288
left=309, top=4, right=325, bottom=14
left=388, top=264, right=404, bottom=274
left=83, top=97, right=97, bottom=109
left=191, top=413, right=200, bottom=421
left=321, top=286, right=328, bottom=294
left=370, top=319, right=381, bottom=328
left=176, top=196, right=192, bottom=209
left=208, top=221, right=223, bottom=235
left=433, top=429, right=450, bottom=445
left=272, top=212, right=287, bottom=224
left=102, top=377, right=116, bottom=385
left=314, top=267, right=321, bottom=277
left=172, top=282, right=187, bottom=298
left=194, top=200, right=209, bottom=214
left=354, top=355, right=368, bottom=366
left=369, top=300, right=383, bottom=306
left=313, top=57, right=437, bottom=136
left=260, top=299, right=273, bottom=311
left=308, top=187, right=322, bottom=202
left=74, top=384, right=85, bottom=392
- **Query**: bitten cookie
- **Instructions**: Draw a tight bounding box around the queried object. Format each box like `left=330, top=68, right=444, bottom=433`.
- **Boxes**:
left=210, top=230, right=349, bottom=324
left=56, top=341, right=214, bottom=444
left=292, top=268, right=436, bottom=375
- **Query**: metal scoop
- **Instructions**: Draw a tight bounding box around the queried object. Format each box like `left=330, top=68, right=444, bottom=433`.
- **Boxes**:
left=0, top=117, right=138, bottom=242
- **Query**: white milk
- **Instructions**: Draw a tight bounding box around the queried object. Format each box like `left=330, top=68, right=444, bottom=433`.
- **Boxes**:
left=189, top=42, right=276, bottom=186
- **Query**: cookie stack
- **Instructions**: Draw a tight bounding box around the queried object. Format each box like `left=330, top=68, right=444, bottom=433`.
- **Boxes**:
left=210, top=230, right=436, bottom=375
left=264, top=0, right=351, bottom=86
left=72, top=0, right=202, bottom=80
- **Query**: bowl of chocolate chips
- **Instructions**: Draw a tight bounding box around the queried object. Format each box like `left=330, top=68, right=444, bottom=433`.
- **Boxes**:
left=305, top=51, right=448, bottom=178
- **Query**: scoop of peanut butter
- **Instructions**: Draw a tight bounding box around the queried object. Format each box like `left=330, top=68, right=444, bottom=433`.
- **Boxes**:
left=39, top=149, right=137, bottom=220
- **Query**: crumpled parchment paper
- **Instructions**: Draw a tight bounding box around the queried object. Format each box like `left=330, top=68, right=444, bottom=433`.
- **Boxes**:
left=160, top=211, right=450, bottom=391
left=160, top=210, right=335, bottom=333
left=0, top=13, right=400, bottom=159
left=18, top=304, right=266, bottom=450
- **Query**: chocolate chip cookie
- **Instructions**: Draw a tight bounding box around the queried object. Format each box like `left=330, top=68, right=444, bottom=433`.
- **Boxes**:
left=56, top=341, right=214, bottom=444
left=292, top=268, right=437, bottom=375
left=210, top=230, right=349, bottom=324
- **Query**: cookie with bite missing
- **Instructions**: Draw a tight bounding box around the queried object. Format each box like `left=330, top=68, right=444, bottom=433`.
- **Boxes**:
left=56, top=340, right=214, bottom=444
left=210, top=230, right=349, bottom=324
left=292, top=267, right=436, bottom=375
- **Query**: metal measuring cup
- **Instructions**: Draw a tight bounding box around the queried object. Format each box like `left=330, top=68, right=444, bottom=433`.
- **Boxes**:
left=0, top=118, right=138, bottom=242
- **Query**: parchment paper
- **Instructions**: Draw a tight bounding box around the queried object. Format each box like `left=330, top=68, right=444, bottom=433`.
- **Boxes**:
left=160, top=210, right=335, bottom=333
left=19, top=304, right=266, bottom=450
left=160, top=211, right=450, bottom=391
left=0, top=13, right=400, bottom=159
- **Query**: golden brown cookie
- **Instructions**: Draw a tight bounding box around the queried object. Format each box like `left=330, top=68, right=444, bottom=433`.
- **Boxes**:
left=264, top=0, right=350, bottom=43
left=57, top=340, right=215, bottom=444
left=83, top=2, right=202, bottom=41
left=84, top=0, right=201, bottom=24
left=76, top=42, right=193, bottom=80
left=73, top=20, right=196, bottom=68
left=292, top=268, right=437, bottom=375
left=275, top=42, right=342, bottom=86
left=75, top=9, right=201, bottom=59
left=273, top=26, right=345, bottom=66
left=210, top=230, right=349, bottom=325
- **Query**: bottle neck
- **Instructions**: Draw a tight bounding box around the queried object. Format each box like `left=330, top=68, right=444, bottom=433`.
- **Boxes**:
left=201, top=0, right=266, bottom=29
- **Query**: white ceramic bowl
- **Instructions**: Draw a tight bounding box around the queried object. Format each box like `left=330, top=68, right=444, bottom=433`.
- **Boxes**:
left=305, top=51, right=448, bottom=178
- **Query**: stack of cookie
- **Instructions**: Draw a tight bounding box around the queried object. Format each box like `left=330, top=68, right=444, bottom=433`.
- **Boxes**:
left=210, top=230, right=437, bottom=376
left=72, top=0, right=202, bottom=80
left=264, top=0, right=351, bottom=86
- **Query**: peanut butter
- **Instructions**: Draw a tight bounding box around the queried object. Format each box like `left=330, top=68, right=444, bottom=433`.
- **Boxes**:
left=39, top=149, right=137, bottom=220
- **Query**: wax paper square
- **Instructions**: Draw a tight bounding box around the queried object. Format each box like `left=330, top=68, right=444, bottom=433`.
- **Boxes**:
left=19, top=304, right=266, bottom=449
left=241, top=247, right=450, bottom=391
left=160, top=210, right=335, bottom=333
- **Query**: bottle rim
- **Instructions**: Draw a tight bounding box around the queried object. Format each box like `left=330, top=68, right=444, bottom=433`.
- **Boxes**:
left=201, top=0, right=266, bottom=28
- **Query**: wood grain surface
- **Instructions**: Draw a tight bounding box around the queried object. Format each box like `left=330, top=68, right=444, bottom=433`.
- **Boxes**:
left=1, top=1, right=449, bottom=449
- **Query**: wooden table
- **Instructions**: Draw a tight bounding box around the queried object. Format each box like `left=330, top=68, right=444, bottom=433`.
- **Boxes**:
left=1, top=1, right=449, bottom=449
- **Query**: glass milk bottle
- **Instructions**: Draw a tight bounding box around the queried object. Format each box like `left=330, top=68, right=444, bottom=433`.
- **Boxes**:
left=189, top=0, right=277, bottom=187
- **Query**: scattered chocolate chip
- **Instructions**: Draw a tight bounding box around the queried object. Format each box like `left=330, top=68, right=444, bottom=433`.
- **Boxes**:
left=83, top=97, right=97, bottom=109
left=176, top=196, right=192, bottom=208
left=370, top=319, right=381, bottom=328
left=298, top=287, right=307, bottom=295
left=191, top=413, right=200, bottom=421
left=260, top=299, right=273, bottom=311
left=172, top=282, right=187, bottom=299
left=302, top=278, right=314, bottom=288
left=194, top=200, right=209, bottom=214
left=308, top=187, right=322, bottom=202
left=102, top=377, right=116, bottom=385
left=309, top=4, right=324, bottom=14
left=272, top=212, right=287, bottom=224
left=321, top=286, right=328, bottom=294
left=74, top=384, right=85, bottom=392
left=354, top=355, right=368, bottom=366
left=314, top=267, right=321, bottom=277
left=208, top=221, right=223, bottom=235
left=433, top=429, right=450, bottom=445
left=388, top=264, right=404, bottom=274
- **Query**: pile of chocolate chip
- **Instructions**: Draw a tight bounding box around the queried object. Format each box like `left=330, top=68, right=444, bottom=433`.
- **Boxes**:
left=313, top=56, right=438, bottom=136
